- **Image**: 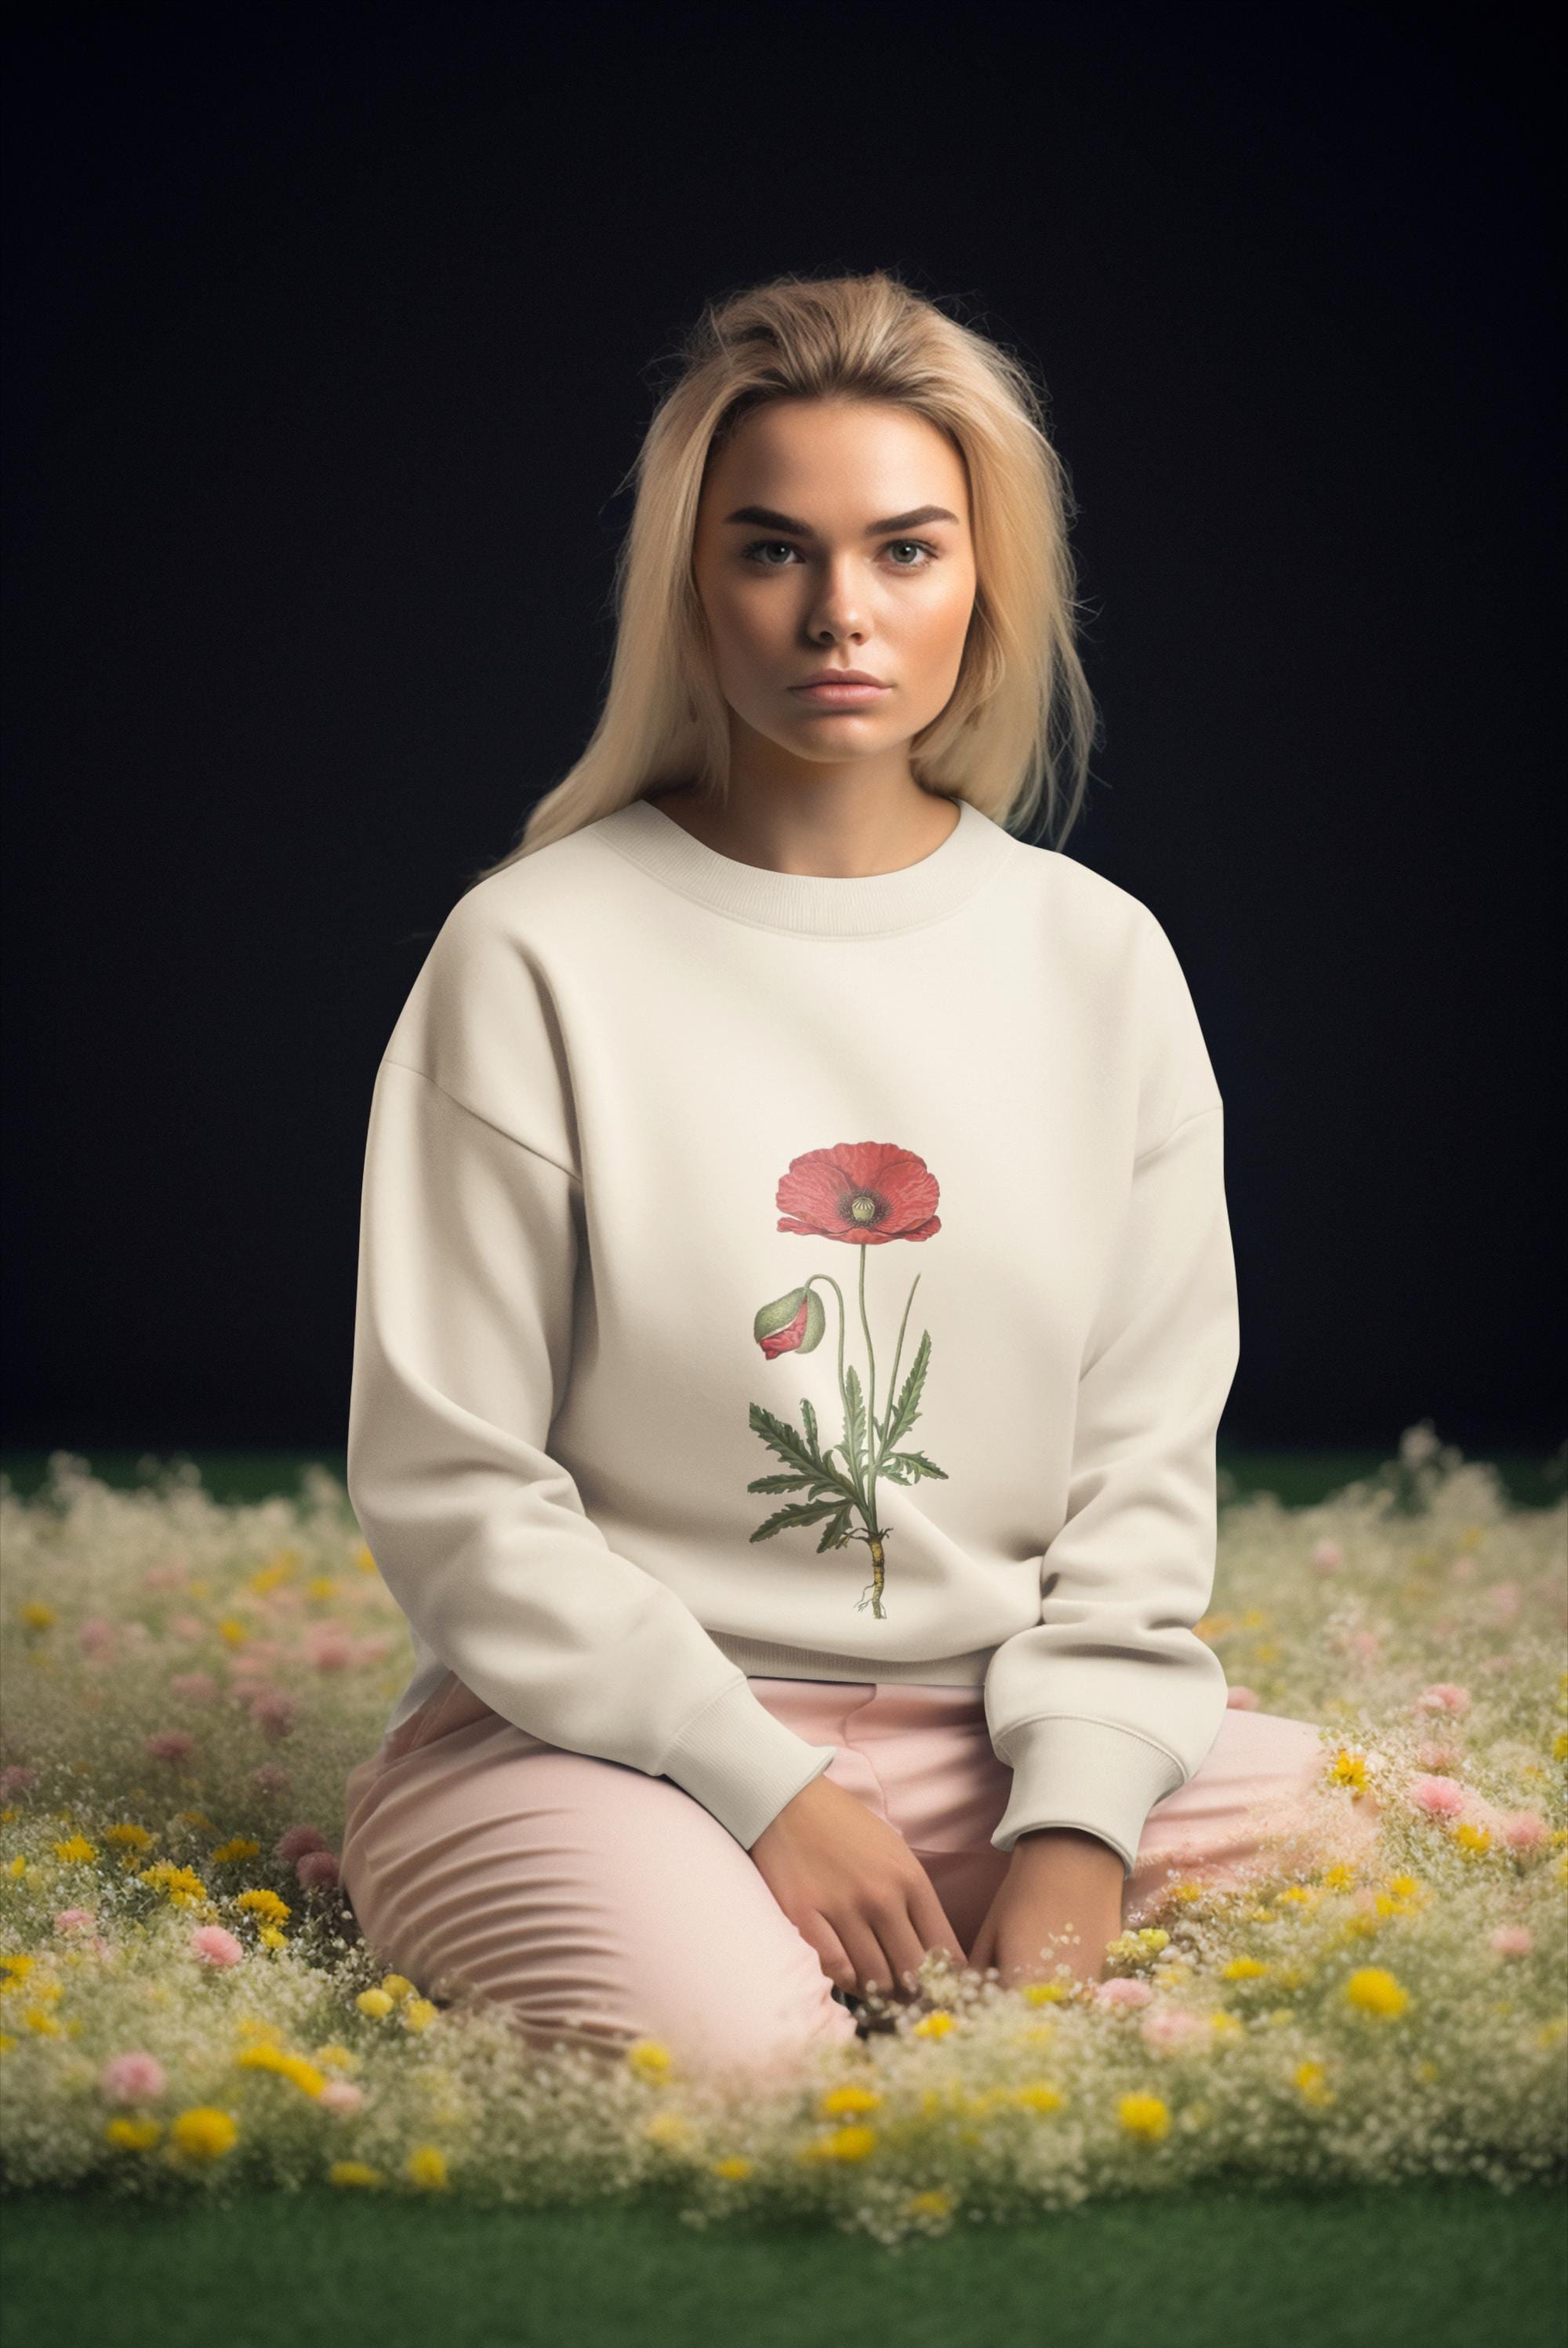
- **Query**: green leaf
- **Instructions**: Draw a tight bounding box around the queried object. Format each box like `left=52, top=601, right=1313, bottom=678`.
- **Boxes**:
left=881, top=1450, right=949, bottom=1485
left=815, top=1504, right=855, bottom=1552
left=749, top=1499, right=855, bottom=1543
left=878, top=1331, right=931, bottom=1458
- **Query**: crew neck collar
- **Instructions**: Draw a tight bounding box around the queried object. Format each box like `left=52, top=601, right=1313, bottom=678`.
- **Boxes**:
left=592, top=792, right=1015, bottom=938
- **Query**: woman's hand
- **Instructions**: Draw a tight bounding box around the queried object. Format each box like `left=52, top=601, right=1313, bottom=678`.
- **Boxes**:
left=967, top=1827, right=1126, bottom=1990
left=750, top=1772, right=967, bottom=2007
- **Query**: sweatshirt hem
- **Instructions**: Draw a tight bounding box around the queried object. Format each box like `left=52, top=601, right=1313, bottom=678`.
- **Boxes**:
left=709, top=1631, right=994, bottom=1687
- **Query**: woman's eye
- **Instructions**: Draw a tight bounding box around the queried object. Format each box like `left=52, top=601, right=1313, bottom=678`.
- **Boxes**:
left=739, top=538, right=939, bottom=569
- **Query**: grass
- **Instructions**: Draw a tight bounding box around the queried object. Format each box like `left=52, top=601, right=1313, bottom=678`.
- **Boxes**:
left=3, top=2175, right=1566, bottom=2348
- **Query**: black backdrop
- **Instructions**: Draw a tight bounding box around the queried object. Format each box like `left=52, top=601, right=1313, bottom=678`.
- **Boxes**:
left=2, top=3, right=1559, bottom=1457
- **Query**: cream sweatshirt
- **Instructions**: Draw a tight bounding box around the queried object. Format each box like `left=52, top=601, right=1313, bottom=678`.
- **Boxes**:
left=346, top=792, right=1240, bottom=1876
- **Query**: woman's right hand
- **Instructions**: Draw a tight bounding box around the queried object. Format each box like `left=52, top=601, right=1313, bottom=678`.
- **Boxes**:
left=750, top=1770, right=967, bottom=2008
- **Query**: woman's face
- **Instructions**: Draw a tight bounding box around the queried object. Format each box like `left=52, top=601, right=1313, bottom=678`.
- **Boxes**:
left=691, top=397, right=978, bottom=777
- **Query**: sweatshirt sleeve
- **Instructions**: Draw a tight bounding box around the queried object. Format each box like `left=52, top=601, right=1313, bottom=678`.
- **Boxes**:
left=983, top=911, right=1239, bottom=1877
left=346, top=914, right=838, bottom=1853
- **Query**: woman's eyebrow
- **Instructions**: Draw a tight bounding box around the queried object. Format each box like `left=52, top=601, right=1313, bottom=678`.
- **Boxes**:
left=721, top=503, right=960, bottom=536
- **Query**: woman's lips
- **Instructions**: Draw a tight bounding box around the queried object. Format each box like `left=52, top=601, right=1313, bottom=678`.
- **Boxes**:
left=789, top=682, right=891, bottom=705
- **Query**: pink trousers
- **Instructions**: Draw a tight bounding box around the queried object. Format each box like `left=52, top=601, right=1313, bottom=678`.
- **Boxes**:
left=339, top=1674, right=1381, bottom=2085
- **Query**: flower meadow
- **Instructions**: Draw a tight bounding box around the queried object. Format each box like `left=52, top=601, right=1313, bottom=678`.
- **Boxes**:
left=2, top=1427, right=1565, bottom=2248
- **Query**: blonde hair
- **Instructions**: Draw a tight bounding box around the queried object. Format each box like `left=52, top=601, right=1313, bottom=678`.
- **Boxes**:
left=467, top=268, right=1100, bottom=885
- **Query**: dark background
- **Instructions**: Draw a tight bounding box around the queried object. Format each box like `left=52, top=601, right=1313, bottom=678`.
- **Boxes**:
left=2, top=2, right=1560, bottom=1470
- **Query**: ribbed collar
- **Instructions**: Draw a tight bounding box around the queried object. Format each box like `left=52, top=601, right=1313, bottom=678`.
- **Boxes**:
left=592, top=792, right=1015, bottom=938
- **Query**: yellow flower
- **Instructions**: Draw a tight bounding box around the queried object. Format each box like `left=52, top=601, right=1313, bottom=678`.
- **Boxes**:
left=813, top=2124, right=877, bottom=2161
left=170, top=2106, right=238, bottom=2161
left=51, top=1834, right=97, bottom=1863
left=20, top=1601, right=56, bottom=1629
left=353, top=1543, right=378, bottom=1575
left=313, top=2043, right=357, bottom=2071
left=1118, top=2092, right=1170, bottom=2140
left=328, top=2160, right=383, bottom=2189
left=405, top=2144, right=448, bottom=2190
left=1009, top=2082, right=1065, bottom=2112
left=234, top=1888, right=290, bottom=1924
left=644, top=2110, right=691, bottom=2147
left=1210, top=2013, right=1244, bottom=2038
left=5, top=1857, right=25, bottom=1880
left=1551, top=1731, right=1568, bottom=1763
left=1022, top=1981, right=1069, bottom=2005
left=906, top=2188, right=953, bottom=2218
left=257, top=1926, right=286, bottom=1950
left=140, top=1863, right=208, bottom=1908
left=912, top=2010, right=956, bottom=2039
left=210, top=1838, right=261, bottom=1865
left=104, top=1824, right=153, bottom=1852
left=626, top=2038, right=673, bottom=2084
left=711, top=2155, right=754, bottom=2181
left=356, top=1988, right=394, bottom=2019
left=1294, top=2059, right=1334, bottom=2106
left=1220, top=1957, right=1269, bottom=1980
left=1345, top=1966, right=1410, bottom=2018
left=0, top=2033, right=16, bottom=2054
left=401, top=1998, right=437, bottom=2033
left=307, top=1577, right=338, bottom=1604
left=819, top=2084, right=882, bottom=2117
left=0, top=1954, right=35, bottom=1982
left=1453, top=1823, right=1491, bottom=1856
left=235, top=2046, right=324, bottom=2095
left=379, top=1974, right=416, bottom=2001
left=24, top=2007, right=63, bottom=2035
left=105, top=2117, right=162, bottom=2150
left=234, top=2016, right=284, bottom=2044
left=217, top=1619, right=249, bottom=1647
left=1328, top=1750, right=1370, bottom=1795
left=1321, top=1862, right=1358, bottom=1890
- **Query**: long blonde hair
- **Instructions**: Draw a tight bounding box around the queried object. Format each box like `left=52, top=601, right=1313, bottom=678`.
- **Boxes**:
left=467, top=269, right=1100, bottom=885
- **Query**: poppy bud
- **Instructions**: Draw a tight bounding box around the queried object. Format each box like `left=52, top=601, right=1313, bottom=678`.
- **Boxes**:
left=753, top=1285, right=826, bottom=1360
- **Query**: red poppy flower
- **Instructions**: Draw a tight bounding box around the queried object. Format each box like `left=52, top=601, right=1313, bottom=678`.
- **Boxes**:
left=775, top=1143, right=940, bottom=1246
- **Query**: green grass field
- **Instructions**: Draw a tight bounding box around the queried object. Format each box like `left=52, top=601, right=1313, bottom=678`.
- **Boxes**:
left=2, top=1442, right=1564, bottom=2346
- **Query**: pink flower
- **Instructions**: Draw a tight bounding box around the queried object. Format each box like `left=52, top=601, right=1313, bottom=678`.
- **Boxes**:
left=246, top=1688, right=298, bottom=1742
left=1093, top=1976, right=1152, bottom=2010
left=168, top=1671, right=220, bottom=1706
left=354, top=1634, right=394, bottom=1666
left=1408, top=1772, right=1465, bottom=1817
left=0, top=1765, right=37, bottom=1800
left=1309, top=1539, right=1342, bottom=1574
left=1140, top=2005, right=1208, bottom=2053
left=318, top=2078, right=365, bottom=2116
left=1500, top=1810, right=1548, bottom=1853
left=274, top=1823, right=328, bottom=1863
left=1480, top=1653, right=1514, bottom=1676
left=1416, top=1740, right=1459, bottom=1772
left=189, top=1925, right=245, bottom=1968
left=1350, top=1630, right=1382, bottom=1660
left=168, top=1612, right=206, bottom=1643
left=295, top=1849, right=340, bottom=1891
left=53, top=1906, right=97, bottom=1934
left=1414, top=1682, right=1472, bottom=1716
left=304, top=1626, right=354, bottom=1672
left=1225, top=1686, right=1260, bottom=1711
left=249, top=1764, right=292, bottom=1797
left=98, top=2052, right=166, bottom=2103
left=1490, top=1925, right=1534, bottom=1957
left=143, top=1728, right=197, bottom=1765
left=78, top=1617, right=116, bottom=1658
left=1486, top=1580, right=1522, bottom=1623
left=142, top=1564, right=185, bottom=1590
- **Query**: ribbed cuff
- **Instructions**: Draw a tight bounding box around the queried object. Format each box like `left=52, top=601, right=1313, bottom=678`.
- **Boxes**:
left=990, top=1716, right=1187, bottom=1877
left=660, top=1677, right=839, bottom=1850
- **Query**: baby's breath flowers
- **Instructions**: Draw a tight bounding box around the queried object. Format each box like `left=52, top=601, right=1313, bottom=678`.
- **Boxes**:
left=0, top=1434, right=1564, bottom=2240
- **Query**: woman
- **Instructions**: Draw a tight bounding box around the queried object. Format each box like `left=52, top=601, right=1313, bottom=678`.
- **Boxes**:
left=339, top=270, right=1381, bottom=2088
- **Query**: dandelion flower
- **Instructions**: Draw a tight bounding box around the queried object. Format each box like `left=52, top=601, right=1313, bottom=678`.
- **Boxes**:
left=356, top=1989, right=394, bottom=2019
left=169, top=2106, right=238, bottom=2161
left=104, top=2117, right=162, bottom=2151
left=209, top=1838, right=261, bottom=1866
left=712, top=2156, right=754, bottom=2181
left=234, top=1888, right=290, bottom=1925
left=405, top=2145, right=448, bottom=2190
left=1345, top=1967, right=1410, bottom=2018
left=626, top=2039, right=673, bottom=2084
left=1118, top=2093, right=1171, bottom=2140
left=328, top=2161, right=383, bottom=2189
left=51, top=1834, right=98, bottom=1863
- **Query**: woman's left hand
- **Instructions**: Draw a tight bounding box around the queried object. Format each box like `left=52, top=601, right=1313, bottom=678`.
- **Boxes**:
left=967, top=1827, right=1126, bottom=1990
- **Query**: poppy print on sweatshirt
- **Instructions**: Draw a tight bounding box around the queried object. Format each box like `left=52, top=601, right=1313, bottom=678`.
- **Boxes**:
left=748, top=1142, right=949, bottom=1619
